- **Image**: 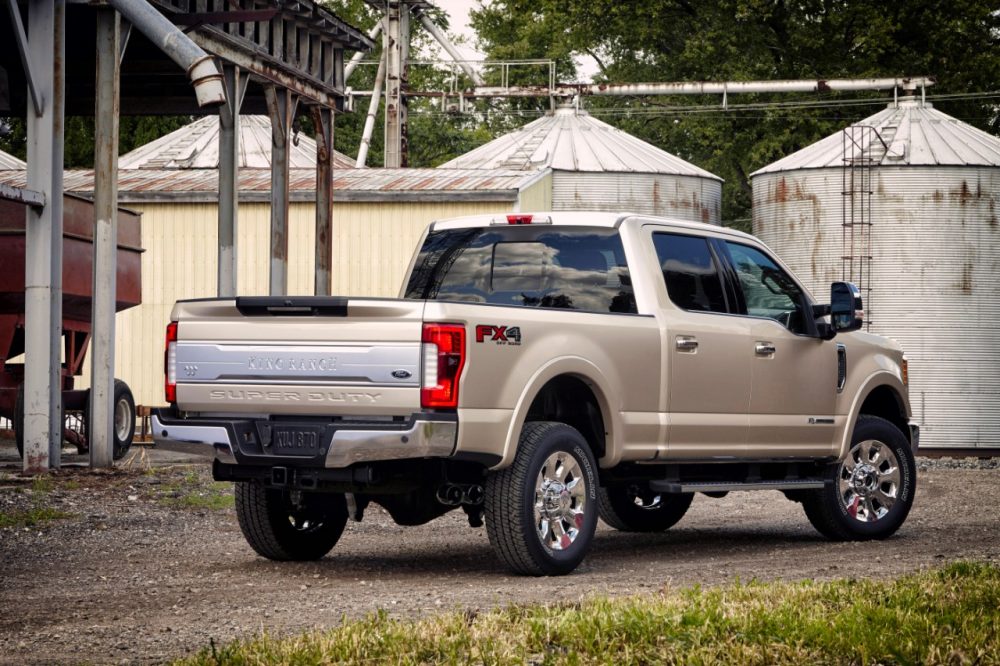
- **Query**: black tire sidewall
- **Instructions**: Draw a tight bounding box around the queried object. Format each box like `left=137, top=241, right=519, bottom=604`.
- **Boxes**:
left=111, top=380, right=135, bottom=460
left=826, top=417, right=916, bottom=539
left=518, top=425, right=599, bottom=575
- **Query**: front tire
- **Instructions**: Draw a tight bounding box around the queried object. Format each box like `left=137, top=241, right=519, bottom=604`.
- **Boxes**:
left=802, top=415, right=916, bottom=540
left=598, top=485, right=693, bottom=532
left=484, top=422, right=599, bottom=576
left=235, top=482, right=348, bottom=561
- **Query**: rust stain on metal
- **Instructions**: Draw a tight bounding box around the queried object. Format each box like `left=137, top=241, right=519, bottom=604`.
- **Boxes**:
left=989, top=215, right=998, bottom=230
left=700, top=207, right=710, bottom=223
left=773, top=178, right=789, bottom=203
left=651, top=180, right=660, bottom=208
left=951, top=180, right=974, bottom=205
left=958, top=261, right=974, bottom=294
left=932, top=190, right=943, bottom=203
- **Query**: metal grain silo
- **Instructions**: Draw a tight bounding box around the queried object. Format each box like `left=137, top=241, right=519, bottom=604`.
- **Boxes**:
left=442, top=105, right=723, bottom=224
left=752, top=98, right=1000, bottom=449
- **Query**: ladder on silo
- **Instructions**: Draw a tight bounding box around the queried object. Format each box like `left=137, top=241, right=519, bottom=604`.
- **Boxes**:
left=841, top=125, right=888, bottom=331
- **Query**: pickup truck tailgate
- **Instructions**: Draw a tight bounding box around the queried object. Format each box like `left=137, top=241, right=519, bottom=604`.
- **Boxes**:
left=171, top=297, right=425, bottom=417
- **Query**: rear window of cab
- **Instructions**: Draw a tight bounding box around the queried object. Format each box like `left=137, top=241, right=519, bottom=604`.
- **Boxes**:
left=405, top=226, right=637, bottom=314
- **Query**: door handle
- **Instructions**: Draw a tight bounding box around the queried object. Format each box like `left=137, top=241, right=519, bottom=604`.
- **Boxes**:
left=676, top=336, right=699, bottom=351
left=755, top=341, right=776, bottom=356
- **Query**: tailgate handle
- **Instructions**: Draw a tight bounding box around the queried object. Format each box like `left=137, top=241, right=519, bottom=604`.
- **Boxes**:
left=235, top=296, right=348, bottom=317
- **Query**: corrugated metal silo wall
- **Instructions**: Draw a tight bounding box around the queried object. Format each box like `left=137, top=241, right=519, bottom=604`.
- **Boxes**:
left=551, top=172, right=722, bottom=224
left=753, top=166, right=1000, bottom=448
left=79, top=199, right=513, bottom=408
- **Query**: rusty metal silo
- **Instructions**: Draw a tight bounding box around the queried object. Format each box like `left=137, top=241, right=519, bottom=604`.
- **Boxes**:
left=752, top=98, right=1000, bottom=449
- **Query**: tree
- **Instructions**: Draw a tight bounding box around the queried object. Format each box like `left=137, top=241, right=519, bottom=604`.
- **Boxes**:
left=471, top=0, right=1000, bottom=229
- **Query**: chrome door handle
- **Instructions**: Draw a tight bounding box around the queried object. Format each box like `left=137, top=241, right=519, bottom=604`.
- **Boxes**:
left=755, top=341, right=776, bottom=356
left=676, top=336, right=699, bottom=351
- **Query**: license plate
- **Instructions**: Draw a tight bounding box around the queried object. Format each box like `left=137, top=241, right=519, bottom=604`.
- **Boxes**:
left=270, top=426, right=324, bottom=456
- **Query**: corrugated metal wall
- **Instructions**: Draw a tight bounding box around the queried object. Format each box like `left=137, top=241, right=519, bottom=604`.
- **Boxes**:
left=551, top=171, right=722, bottom=224
left=81, top=199, right=514, bottom=408
left=753, top=166, right=1000, bottom=448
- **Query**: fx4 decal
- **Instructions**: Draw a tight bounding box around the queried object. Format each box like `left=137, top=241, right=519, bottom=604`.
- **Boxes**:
left=475, top=324, right=522, bottom=346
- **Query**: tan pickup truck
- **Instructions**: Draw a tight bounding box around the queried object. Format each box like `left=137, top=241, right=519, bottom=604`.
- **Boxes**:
left=154, top=212, right=918, bottom=576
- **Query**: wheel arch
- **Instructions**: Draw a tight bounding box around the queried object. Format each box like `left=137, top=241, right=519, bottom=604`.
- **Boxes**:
left=496, top=358, right=618, bottom=469
left=838, top=372, right=912, bottom=459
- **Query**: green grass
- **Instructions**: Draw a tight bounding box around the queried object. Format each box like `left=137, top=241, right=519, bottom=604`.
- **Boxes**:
left=176, top=562, right=1000, bottom=665
left=0, top=505, right=72, bottom=528
left=158, top=477, right=234, bottom=511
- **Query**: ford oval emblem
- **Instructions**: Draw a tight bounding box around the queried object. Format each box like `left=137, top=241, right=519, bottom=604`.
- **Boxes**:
left=391, top=370, right=412, bottom=379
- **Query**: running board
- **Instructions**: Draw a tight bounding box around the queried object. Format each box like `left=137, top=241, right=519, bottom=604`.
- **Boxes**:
left=650, top=478, right=828, bottom=494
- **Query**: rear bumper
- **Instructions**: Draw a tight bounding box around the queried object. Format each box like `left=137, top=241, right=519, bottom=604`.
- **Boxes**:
left=151, top=409, right=457, bottom=468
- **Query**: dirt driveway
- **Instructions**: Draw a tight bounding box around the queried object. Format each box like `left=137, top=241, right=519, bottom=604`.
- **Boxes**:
left=1, top=443, right=998, bottom=665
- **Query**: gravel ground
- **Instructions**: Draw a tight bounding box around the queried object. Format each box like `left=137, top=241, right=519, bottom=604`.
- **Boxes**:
left=0, top=441, right=998, bottom=665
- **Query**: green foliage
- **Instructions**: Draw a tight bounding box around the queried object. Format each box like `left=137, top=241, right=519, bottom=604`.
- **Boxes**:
left=471, top=0, right=1000, bottom=227
left=0, top=505, right=72, bottom=529
left=177, top=562, right=1000, bottom=665
left=1, top=115, right=190, bottom=167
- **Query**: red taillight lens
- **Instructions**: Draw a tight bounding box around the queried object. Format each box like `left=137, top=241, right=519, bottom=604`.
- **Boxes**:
left=421, top=323, right=466, bottom=409
left=506, top=214, right=534, bottom=225
left=164, top=321, right=178, bottom=403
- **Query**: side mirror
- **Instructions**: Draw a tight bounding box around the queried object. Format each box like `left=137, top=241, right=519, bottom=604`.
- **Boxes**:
left=830, top=282, right=863, bottom=333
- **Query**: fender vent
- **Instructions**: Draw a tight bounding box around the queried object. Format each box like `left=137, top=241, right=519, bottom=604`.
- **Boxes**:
left=837, top=344, right=847, bottom=393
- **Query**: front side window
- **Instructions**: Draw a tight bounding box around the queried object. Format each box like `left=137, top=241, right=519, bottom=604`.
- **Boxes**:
left=405, top=226, right=636, bottom=314
left=652, top=232, right=728, bottom=313
left=724, top=242, right=808, bottom=334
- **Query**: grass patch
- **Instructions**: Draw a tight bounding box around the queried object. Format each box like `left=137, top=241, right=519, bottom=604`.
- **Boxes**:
left=0, top=505, right=72, bottom=529
left=157, top=474, right=234, bottom=512
left=177, top=562, right=1000, bottom=665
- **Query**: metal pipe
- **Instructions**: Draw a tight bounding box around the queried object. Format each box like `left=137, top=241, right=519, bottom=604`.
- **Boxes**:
left=412, top=7, right=484, bottom=86
left=105, top=0, right=225, bottom=107
left=465, top=77, right=936, bottom=98
left=344, top=21, right=381, bottom=82
left=356, top=50, right=386, bottom=168
left=313, top=106, right=334, bottom=296
left=218, top=65, right=246, bottom=298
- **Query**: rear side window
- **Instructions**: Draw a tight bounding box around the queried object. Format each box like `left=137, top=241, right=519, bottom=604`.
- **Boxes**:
left=405, top=226, right=637, bottom=314
left=652, top=232, right=727, bottom=313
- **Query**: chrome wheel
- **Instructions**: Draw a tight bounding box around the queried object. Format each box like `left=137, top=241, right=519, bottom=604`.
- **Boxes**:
left=114, top=396, right=132, bottom=442
left=839, top=438, right=901, bottom=523
left=534, top=451, right=588, bottom=551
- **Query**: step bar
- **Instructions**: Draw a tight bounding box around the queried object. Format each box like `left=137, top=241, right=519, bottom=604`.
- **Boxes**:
left=650, top=478, right=828, bottom=494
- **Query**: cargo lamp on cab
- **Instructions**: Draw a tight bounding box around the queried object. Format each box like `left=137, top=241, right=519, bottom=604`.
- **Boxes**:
left=492, top=214, right=553, bottom=225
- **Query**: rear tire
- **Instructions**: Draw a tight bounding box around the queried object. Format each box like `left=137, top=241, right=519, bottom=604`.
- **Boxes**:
left=802, top=415, right=916, bottom=541
left=598, top=485, right=693, bottom=532
left=484, top=422, right=599, bottom=576
left=235, top=482, right=348, bottom=561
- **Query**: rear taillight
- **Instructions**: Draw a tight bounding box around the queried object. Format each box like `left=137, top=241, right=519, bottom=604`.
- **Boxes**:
left=421, top=323, right=465, bottom=409
left=165, top=321, right=178, bottom=403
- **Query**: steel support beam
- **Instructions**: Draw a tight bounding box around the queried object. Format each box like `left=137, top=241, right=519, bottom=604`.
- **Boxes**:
left=383, top=0, right=408, bottom=168
left=89, top=7, right=120, bottom=469
left=312, top=106, right=334, bottom=296
left=23, top=0, right=64, bottom=473
left=411, top=7, right=484, bottom=86
left=264, top=85, right=296, bottom=296
left=218, top=64, right=247, bottom=297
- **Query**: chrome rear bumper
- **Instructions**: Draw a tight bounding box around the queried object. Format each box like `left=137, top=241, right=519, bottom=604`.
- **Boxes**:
left=151, top=411, right=457, bottom=468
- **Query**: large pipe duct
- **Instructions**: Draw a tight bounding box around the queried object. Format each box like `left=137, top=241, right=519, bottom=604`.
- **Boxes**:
left=411, top=7, right=484, bottom=87
left=106, top=0, right=225, bottom=107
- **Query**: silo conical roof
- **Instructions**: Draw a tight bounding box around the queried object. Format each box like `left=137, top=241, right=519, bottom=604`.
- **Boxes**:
left=118, top=115, right=356, bottom=170
left=0, top=149, right=26, bottom=170
left=441, top=106, right=722, bottom=181
left=753, top=99, right=1000, bottom=176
